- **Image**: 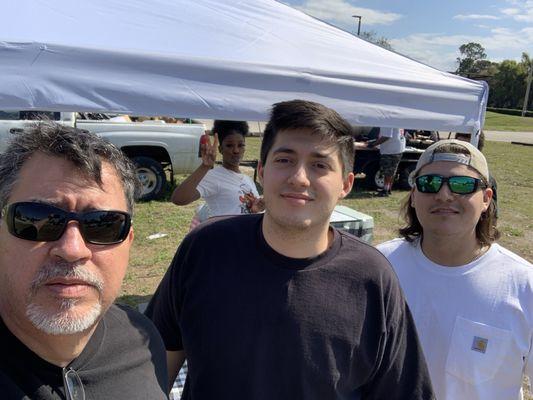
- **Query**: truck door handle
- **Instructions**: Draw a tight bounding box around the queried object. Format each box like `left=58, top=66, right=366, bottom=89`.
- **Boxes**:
left=9, top=128, right=24, bottom=134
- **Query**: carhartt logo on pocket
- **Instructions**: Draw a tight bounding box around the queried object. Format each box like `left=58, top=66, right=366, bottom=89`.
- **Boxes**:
left=471, top=336, right=488, bottom=353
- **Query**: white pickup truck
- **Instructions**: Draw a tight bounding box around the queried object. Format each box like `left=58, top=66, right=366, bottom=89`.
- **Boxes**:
left=0, top=111, right=204, bottom=200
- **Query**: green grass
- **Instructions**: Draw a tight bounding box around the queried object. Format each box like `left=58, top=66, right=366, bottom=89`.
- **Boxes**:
left=484, top=111, right=533, bottom=132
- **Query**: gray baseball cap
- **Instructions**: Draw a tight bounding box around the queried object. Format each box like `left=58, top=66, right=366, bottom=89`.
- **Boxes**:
left=410, top=139, right=490, bottom=182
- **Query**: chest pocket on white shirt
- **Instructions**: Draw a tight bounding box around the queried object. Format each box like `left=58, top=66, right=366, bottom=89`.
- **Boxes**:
left=445, top=316, right=512, bottom=384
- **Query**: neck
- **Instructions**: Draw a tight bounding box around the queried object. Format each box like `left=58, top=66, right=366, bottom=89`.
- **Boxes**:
left=1, top=312, right=98, bottom=367
left=262, top=214, right=332, bottom=258
left=420, top=233, right=486, bottom=267
left=222, top=162, right=240, bottom=173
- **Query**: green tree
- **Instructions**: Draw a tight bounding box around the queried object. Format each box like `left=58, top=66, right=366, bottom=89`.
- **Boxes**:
left=360, top=30, right=392, bottom=51
left=489, top=60, right=528, bottom=109
left=456, top=42, right=487, bottom=77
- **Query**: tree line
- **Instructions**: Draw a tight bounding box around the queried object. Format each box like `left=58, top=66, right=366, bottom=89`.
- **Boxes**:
left=456, top=43, right=532, bottom=112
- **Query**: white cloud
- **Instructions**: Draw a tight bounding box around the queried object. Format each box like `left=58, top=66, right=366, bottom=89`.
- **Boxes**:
left=390, top=27, right=533, bottom=71
left=453, top=14, right=500, bottom=20
left=501, top=1, right=533, bottom=22
left=293, top=0, right=402, bottom=30
left=501, top=7, right=520, bottom=15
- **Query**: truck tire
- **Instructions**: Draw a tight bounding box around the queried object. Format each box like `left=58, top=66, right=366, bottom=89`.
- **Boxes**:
left=132, top=156, right=167, bottom=201
left=363, top=161, right=384, bottom=189
left=398, top=164, right=416, bottom=190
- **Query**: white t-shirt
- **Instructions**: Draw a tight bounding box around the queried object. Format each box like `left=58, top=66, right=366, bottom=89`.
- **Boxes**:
left=379, top=127, right=406, bottom=155
left=377, top=238, right=533, bottom=400
left=196, top=166, right=260, bottom=217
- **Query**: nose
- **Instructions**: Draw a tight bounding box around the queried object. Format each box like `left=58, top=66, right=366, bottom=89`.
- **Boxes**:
left=287, top=164, right=311, bottom=187
left=49, top=222, right=92, bottom=263
left=434, top=181, right=455, bottom=202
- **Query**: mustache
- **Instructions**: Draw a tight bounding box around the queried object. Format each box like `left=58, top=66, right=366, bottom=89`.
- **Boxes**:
left=30, top=261, right=104, bottom=295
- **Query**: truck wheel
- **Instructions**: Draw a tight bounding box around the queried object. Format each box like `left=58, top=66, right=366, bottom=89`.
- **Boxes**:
left=398, top=164, right=416, bottom=190
left=363, top=162, right=384, bottom=190
left=132, top=156, right=167, bottom=201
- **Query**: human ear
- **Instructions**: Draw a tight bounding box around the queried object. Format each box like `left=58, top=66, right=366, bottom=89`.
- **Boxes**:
left=482, top=187, right=493, bottom=212
left=410, top=190, right=416, bottom=208
left=339, top=172, right=355, bottom=199
left=257, top=161, right=264, bottom=186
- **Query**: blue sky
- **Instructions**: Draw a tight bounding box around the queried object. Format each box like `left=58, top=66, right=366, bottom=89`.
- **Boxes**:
left=282, top=0, right=533, bottom=71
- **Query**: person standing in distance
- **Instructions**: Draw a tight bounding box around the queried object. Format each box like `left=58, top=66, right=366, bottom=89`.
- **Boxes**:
left=367, top=127, right=406, bottom=197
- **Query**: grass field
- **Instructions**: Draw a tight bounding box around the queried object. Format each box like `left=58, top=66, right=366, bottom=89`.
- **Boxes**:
left=484, top=111, right=533, bottom=132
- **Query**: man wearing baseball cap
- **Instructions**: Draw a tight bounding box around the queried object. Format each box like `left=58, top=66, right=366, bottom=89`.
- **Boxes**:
left=377, top=139, right=532, bottom=400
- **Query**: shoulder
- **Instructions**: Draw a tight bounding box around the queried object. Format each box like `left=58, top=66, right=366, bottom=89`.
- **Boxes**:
left=104, top=304, right=163, bottom=339
left=376, top=238, right=411, bottom=256
left=487, top=244, right=533, bottom=284
left=491, top=244, right=532, bottom=268
left=336, top=231, right=398, bottom=281
left=202, top=166, right=227, bottom=181
left=379, top=127, right=393, bottom=137
left=182, top=214, right=260, bottom=254
left=193, top=213, right=259, bottom=235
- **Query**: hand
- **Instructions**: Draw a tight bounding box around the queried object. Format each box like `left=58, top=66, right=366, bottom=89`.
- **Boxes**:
left=250, top=196, right=265, bottom=213
left=240, top=192, right=265, bottom=213
left=200, top=133, right=218, bottom=168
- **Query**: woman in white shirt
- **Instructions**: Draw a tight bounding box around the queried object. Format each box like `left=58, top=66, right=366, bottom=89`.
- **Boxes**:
left=171, top=120, right=263, bottom=221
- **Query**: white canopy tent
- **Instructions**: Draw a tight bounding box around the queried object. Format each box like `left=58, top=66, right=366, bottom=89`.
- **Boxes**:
left=0, top=0, right=487, bottom=133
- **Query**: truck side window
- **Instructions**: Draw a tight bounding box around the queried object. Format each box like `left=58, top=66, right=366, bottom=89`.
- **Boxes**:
left=0, top=111, right=21, bottom=120
left=19, top=111, right=60, bottom=120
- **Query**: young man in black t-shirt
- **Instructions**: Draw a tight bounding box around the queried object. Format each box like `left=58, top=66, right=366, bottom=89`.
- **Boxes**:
left=146, top=100, right=435, bottom=399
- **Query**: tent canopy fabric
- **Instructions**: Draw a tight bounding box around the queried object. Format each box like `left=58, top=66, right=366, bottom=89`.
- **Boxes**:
left=0, top=0, right=487, bottom=133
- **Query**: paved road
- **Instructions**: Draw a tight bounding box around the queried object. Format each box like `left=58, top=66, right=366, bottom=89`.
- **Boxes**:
left=199, top=119, right=532, bottom=144
left=484, top=130, right=533, bottom=144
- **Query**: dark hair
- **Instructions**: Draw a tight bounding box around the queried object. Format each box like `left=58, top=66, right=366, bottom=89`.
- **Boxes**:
left=0, top=122, right=140, bottom=213
left=260, top=100, right=355, bottom=176
left=212, top=120, right=249, bottom=144
left=454, top=131, right=485, bottom=152
left=399, top=142, right=499, bottom=245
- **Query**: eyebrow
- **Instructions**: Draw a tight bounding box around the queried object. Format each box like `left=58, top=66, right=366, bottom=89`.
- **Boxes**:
left=271, top=147, right=334, bottom=159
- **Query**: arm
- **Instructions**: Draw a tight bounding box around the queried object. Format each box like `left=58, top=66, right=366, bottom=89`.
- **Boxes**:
left=170, top=134, right=218, bottom=205
left=144, top=239, right=194, bottom=395
left=361, top=270, right=435, bottom=399
left=367, top=136, right=389, bottom=148
left=166, top=350, right=186, bottom=392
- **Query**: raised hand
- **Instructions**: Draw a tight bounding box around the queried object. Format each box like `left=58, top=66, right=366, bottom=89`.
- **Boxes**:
left=200, top=133, right=219, bottom=168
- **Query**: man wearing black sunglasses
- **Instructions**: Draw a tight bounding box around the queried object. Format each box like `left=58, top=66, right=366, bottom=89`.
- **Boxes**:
left=0, top=123, right=168, bottom=399
left=377, top=139, right=533, bottom=400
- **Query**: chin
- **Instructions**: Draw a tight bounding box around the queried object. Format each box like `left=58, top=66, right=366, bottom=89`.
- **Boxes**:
left=26, top=300, right=102, bottom=335
left=273, top=212, right=320, bottom=231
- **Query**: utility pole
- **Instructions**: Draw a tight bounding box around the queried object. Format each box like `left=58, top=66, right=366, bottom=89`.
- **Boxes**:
left=522, top=62, right=532, bottom=117
left=352, top=15, right=362, bottom=36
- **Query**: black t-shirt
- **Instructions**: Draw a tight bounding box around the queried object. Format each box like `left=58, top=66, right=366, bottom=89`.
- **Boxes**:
left=0, top=304, right=168, bottom=399
left=146, top=214, right=435, bottom=400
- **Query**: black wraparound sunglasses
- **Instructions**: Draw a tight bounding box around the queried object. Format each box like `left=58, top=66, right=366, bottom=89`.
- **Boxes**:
left=2, top=202, right=131, bottom=245
left=415, top=174, right=487, bottom=195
